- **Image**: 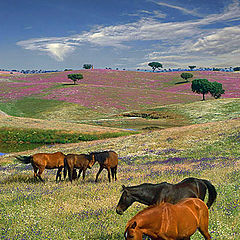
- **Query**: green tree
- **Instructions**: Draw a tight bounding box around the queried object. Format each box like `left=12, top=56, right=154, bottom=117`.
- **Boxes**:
left=180, top=72, right=193, bottom=82
left=148, top=62, right=163, bottom=72
left=191, top=79, right=212, bottom=101
left=189, top=66, right=196, bottom=70
left=67, top=73, right=83, bottom=85
left=83, top=64, right=93, bottom=69
left=209, top=81, right=225, bottom=99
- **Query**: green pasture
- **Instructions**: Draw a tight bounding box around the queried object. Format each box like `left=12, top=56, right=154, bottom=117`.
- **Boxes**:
left=1, top=97, right=239, bottom=131
left=1, top=119, right=239, bottom=239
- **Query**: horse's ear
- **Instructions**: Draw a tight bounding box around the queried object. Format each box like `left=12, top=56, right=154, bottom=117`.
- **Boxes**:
left=131, top=221, right=137, bottom=229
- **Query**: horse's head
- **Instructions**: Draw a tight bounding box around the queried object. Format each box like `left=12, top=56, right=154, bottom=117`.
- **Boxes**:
left=116, top=185, right=135, bottom=215
left=124, top=221, right=142, bottom=240
left=88, top=153, right=96, bottom=169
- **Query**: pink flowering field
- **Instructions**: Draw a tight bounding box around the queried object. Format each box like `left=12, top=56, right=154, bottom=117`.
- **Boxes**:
left=0, top=70, right=239, bottom=113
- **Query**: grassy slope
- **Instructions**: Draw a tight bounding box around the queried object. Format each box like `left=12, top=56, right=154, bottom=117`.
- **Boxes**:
left=0, top=118, right=239, bottom=239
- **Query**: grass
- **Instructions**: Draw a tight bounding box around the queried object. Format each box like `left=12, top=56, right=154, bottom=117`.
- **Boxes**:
left=0, top=127, right=136, bottom=144
left=0, top=118, right=240, bottom=239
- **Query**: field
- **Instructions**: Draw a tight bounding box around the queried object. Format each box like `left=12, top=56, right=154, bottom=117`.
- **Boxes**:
left=0, top=118, right=240, bottom=239
left=0, top=70, right=240, bottom=239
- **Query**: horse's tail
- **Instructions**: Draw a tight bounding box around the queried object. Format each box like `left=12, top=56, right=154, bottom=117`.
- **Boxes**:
left=201, top=179, right=217, bottom=208
left=16, top=155, right=32, bottom=164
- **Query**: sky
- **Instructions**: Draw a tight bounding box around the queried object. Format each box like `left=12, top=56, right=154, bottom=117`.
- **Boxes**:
left=0, top=0, right=240, bottom=70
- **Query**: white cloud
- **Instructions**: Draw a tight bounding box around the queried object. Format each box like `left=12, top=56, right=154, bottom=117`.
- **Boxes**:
left=190, top=26, right=240, bottom=55
left=151, top=1, right=202, bottom=17
left=17, top=0, right=240, bottom=66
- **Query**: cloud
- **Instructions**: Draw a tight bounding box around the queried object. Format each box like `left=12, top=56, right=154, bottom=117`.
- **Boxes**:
left=151, top=1, right=202, bottom=17
left=127, top=9, right=166, bottom=19
left=190, top=26, right=240, bottom=55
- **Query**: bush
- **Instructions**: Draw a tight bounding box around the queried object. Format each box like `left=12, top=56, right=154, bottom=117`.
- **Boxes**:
left=180, top=73, right=193, bottom=81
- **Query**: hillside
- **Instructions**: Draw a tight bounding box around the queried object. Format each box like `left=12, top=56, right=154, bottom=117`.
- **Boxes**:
left=0, top=70, right=239, bottom=119
left=1, top=117, right=239, bottom=165
left=0, top=70, right=239, bottom=153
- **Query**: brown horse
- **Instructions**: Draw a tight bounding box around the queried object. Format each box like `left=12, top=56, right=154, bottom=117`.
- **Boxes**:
left=16, top=152, right=65, bottom=182
left=124, top=198, right=211, bottom=240
left=90, top=151, right=118, bottom=182
left=64, top=153, right=95, bottom=182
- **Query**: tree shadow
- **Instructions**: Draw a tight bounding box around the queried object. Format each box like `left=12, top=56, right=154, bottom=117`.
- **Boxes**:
left=175, top=81, right=189, bottom=85
left=62, top=83, right=77, bottom=86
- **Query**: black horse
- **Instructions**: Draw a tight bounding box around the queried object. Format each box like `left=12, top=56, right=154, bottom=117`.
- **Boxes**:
left=116, top=177, right=217, bottom=215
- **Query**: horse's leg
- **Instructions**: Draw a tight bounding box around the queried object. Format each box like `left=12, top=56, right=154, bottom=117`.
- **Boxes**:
left=198, top=214, right=211, bottom=240
left=68, top=166, right=73, bottom=183
left=107, top=167, right=111, bottom=182
left=33, top=165, right=38, bottom=179
left=37, top=167, right=45, bottom=182
left=114, top=166, right=117, bottom=181
left=82, top=168, right=86, bottom=181
left=95, top=166, right=104, bottom=182
left=198, top=224, right=211, bottom=240
left=111, top=168, right=115, bottom=181
left=78, top=169, right=83, bottom=179
left=56, top=167, right=62, bottom=182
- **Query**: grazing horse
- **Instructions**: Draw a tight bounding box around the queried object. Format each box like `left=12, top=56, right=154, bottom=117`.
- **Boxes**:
left=124, top=198, right=211, bottom=240
left=64, top=153, right=95, bottom=182
left=16, top=152, right=65, bottom=182
left=116, top=177, right=217, bottom=215
left=90, top=151, right=118, bottom=182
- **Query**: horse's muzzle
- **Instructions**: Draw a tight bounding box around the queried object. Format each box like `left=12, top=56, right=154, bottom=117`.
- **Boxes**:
left=116, top=209, right=123, bottom=215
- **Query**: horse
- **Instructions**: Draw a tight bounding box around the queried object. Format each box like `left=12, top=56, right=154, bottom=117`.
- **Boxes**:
left=63, top=153, right=95, bottom=182
left=116, top=177, right=217, bottom=215
left=124, top=198, right=211, bottom=240
left=89, top=151, right=118, bottom=182
left=16, top=152, right=65, bottom=182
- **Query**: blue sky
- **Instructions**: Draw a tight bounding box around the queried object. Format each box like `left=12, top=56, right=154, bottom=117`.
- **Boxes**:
left=1, top=0, right=240, bottom=70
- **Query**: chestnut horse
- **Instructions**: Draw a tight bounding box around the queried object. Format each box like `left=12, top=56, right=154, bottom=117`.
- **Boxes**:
left=90, top=151, right=118, bottom=182
left=63, top=153, right=95, bottom=182
left=116, top=177, right=217, bottom=215
left=16, top=152, right=65, bottom=182
left=124, top=198, right=211, bottom=240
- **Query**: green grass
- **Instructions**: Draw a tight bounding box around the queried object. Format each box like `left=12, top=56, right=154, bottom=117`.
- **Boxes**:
left=0, top=126, right=136, bottom=153
left=0, top=97, right=107, bottom=120
left=1, top=118, right=239, bottom=239
left=151, top=98, right=240, bottom=124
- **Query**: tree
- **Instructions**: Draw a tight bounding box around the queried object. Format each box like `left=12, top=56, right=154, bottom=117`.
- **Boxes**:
left=209, top=81, right=225, bottom=99
left=148, top=62, right=163, bottom=72
left=83, top=64, right=93, bottom=69
left=180, top=72, right=193, bottom=82
left=191, top=79, right=212, bottom=100
left=189, top=66, right=196, bottom=70
left=233, top=67, right=240, bottom=71
left=67, top=73, right=83, bottom=85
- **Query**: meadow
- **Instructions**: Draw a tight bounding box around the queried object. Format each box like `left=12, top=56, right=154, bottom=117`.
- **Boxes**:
left=0, top=118, right=240, bottom=239
left=0, top=70, right=240, bottom=239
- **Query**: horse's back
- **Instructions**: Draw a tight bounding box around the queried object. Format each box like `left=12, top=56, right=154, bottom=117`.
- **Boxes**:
left=94, top=150, right=118, bottom=167
left=33, top=152, right=65, bottom=168
left=108, top=151, right=118, bottom=167
left=176, top=198, right=208, bottom=220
